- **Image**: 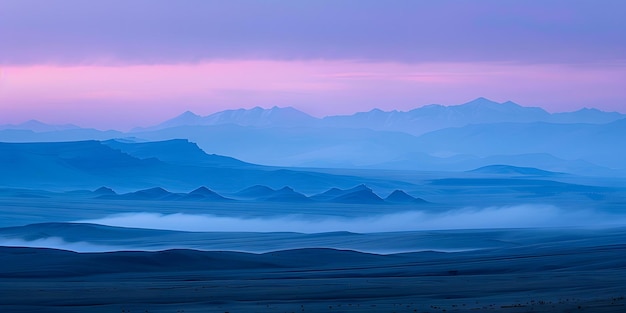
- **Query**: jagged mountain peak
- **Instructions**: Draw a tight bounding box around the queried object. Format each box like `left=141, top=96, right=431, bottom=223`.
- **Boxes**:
left=462, top=97, right=500, bottom=106
left=194, top=106, right=318, bottom=128
left=178, top=110, right=202, bottom=118
left=127, top=98, right=626, bottom=137
left=93, top=186, right=116, bottom=195
left=189, top=186, right=215, bottom=195
left=385, top=190, right=428, bottom=203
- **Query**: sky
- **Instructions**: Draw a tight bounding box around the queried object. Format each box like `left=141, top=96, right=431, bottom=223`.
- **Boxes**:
left=1, top=0, right=625, bottom=130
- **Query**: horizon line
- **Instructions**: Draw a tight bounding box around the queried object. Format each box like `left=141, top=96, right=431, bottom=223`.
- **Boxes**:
left=3, top=96, right=624, bottom=132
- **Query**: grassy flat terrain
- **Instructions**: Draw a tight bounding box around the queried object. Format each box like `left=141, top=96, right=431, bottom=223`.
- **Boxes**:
left=1, top=243, right=625, bottom=312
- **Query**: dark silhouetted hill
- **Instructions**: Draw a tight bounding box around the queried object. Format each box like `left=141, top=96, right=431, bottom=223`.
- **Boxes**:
left=233, top=185, right=311, bottom=202
left=93, top=186, right=116, bottom=196
left=312, top=185, right=387, bottom=204
left=111, top=187, right=179, bottom=201
left=182, top=186, right=231, bottom=201
left=329, top=185, right=385, bottom=204
left=312, top=184, right=370, bottom=201
left=261, top=186, right=312, bottom=202
left=385, top=190, right=428, bottom=204
left=235, top=185, right=276, bottom=199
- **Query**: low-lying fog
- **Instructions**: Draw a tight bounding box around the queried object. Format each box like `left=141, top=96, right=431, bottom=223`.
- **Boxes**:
left=77, top=204, right=626, bottom=233
left=2, top=204, right=625, bottom=253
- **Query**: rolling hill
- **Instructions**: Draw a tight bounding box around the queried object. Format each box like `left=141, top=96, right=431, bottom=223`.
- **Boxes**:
left=0, top=140, right=400, bottom=192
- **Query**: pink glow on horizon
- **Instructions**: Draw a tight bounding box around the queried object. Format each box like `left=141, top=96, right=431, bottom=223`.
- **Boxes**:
left=1, top=60, right=625, bottom=130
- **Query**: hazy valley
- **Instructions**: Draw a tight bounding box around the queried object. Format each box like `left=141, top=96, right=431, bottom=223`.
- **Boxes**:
left=1, top=98, right=625, bottom=312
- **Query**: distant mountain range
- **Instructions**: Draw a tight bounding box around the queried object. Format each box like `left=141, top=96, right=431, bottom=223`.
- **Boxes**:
left=321, top=98, right=626, bottom=136
left=1, top=98, right=624, bottom=173
left=135, top=106, right=318, bottom=131
left=4, top=98, right=624, bottom=137
left=0, top=120, right=82, bottom=132
left=133, top=97, right=626, bottom=135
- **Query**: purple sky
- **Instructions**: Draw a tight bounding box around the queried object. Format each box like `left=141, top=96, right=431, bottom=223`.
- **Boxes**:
left=1, top=0, right=625, bottom=130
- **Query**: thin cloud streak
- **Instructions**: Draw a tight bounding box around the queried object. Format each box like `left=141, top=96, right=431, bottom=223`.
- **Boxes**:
left=0, top=237, right=123, bottom=253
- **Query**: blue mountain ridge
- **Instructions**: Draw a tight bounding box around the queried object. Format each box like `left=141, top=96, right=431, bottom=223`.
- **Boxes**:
left=2, top=98, right=624, bottom=173
left=98, top=184, right=414, bottom=204
left=138, top=98, right=626, bottom=135
left=0, top=140, right=398, bottom=192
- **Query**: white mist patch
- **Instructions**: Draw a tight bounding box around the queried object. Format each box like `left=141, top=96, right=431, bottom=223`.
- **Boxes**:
left=0, top=237, right=125, bottom=252
left=77, top=205, right=626, bottom=233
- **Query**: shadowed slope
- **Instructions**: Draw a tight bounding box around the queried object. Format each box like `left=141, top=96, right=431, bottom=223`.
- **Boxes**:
left=0, top=140, right=391, bottom=191
left=385, top=190, right=428, bottom=204
left=310, top=184, right=388, bottom=203
left=181, top=186, right=231, bottom=201
left=235, top=185, right=276, bottom=199
left=262, top=187, right=312, bottom=202
left=468, top=164, right=562, bottom=176
left=93, top=186, right=116, bottom=196
left=330, top=185, right=385, bottom=204
left=103, top=138, right=254, bottom=168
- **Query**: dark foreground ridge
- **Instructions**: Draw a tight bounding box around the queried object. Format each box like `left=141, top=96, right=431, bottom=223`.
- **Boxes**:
left=1, top=244, right=625, bottom=312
